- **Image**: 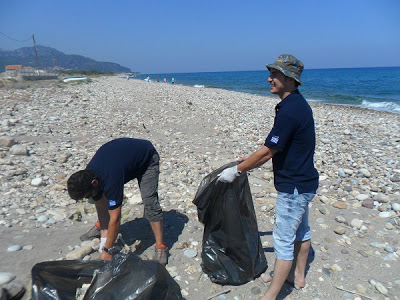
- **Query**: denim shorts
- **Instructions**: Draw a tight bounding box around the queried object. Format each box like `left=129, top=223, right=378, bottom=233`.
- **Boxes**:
left=137, top=153, right=163, bottom=222
left=273, top=188, right=315, bottom=260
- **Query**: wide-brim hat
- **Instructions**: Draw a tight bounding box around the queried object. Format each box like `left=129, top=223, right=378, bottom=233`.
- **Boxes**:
left=266, top=54, right=304, bottom=85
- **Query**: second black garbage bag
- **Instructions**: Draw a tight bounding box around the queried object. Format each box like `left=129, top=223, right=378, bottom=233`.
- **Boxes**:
left=193, top=162, right=268, bottom=285
left=31, top=252, right=183, bottom=300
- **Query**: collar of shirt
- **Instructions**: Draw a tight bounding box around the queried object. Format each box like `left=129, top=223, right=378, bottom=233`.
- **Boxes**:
left=275, top=89, right=300, bottom=113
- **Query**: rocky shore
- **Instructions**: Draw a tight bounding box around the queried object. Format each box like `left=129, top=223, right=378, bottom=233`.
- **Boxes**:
left=1, top=76, right=399, bottom=299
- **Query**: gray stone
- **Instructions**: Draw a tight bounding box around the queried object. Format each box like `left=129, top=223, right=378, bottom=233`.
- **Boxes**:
left=7, top=245, right=22, bottom=252
left=374, top=193, right=389, bottom=203
left=391, top=202, right=400, bottom=211
left=361, top=199, right=374, bottom=209
left=9, top=144, right=28, bottom=155
left=37, top=215, right=49, bottom=222
left=390, top=175, right=400, bottom=182
left=375, top=282, right=388, bottom=295
left=350, top=218, right=363, bottom=229
left=66, top=245, right=93, bottom=260
left=379, top=211, right=392, bottom=218
left=334, top=227, right=346, bottom=235
left=183, top=249, right=197, bottom=258
left=359, top=168, right=371, bottom=177
left=356, top=194, right=369, bottom=201
left=250, top=286, right=261, bottom=295
left=31, top=177, right=43, bottom=186
left=0, top=136, right=15, bottom=147
left=0, top=272, right=16, bottom=285
left=335, top=215, right=346, bottom=223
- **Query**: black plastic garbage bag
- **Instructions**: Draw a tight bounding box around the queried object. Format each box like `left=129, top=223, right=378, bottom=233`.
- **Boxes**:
left=31, top=253, right=182, bottom=300
left=193, top=162, right=268, bottom=285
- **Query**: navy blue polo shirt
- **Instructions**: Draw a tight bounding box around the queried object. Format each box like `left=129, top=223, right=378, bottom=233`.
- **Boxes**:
left=264, top=90, right=319, bottom=194
left=86, top=138, right=157, bottom=210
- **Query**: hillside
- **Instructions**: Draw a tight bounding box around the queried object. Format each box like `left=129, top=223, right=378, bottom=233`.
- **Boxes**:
left=0, top=45, right=131, bottom=73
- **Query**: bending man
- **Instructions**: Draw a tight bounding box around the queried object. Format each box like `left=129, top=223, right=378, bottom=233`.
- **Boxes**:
left=67, top=138, right=168, bottom=265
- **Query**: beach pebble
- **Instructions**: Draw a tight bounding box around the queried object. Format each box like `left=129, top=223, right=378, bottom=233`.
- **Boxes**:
left=330, top=264, right=342, bottom=272
left=0, top=137, right=15, bottom=147
left=356, top=194, right=369, bottom=201
left=356, top=284, right=366, bottom=294
left=390, top=175, right=400, bottom=182
left=350, top=218, right=363, bottom=229
left=334, top=227, right=346, bottom=235
left=335, top=216, right=346, bottom=223
left=183, top=249, right=197, bottom=258
left=37, top=215, right=49, bottom=222
left=0, top=272, right=16, bottom=285
left=362, top=199, right=374, bottom=209
left=319, top=195, right=330, bottom=203
left=16, top=209, right=26, bottom=215
left=7, top=245, right=22, bottom=252
left=9, top=145, right=28, bottom=155
left=250, top=287, right=261, bottom=295
left=384, top=245, right=394, bottom=253
left=391, top=203, right=400, bottom=211
left=375, top=282, right=388, bottom=295
left=359, top=168, right=371, bottom=177
left=374, top=193, right=389, bottom=203
left=128, top=194, right=142, bottom=205
left=66, top=245, right=92, bottom=260
left=385, top=222, right=394, bottom=230
left=31, top=177, right=43, bottom=186
left=379, top=211, right=392, bottom=218
left=332, top=202, right=347, bottom=209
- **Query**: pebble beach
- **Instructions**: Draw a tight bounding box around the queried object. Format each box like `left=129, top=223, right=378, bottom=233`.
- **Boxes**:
left=1, top=76, right=400, bottom=299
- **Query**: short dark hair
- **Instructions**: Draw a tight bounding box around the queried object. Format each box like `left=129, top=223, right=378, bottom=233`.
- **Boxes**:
left=67, top=169, right=95, bottom=200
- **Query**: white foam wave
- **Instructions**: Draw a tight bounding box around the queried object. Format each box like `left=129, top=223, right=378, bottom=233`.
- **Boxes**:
left=361, top=100, right=400, bottom=113
left=193, top=85, right=205, bottom=88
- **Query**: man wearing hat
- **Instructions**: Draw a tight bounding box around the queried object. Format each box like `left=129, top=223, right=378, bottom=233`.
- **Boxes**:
left=218, top=54, right=318, bottom=299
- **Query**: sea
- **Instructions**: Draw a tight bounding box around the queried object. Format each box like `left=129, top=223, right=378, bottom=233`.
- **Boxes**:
left=136, top=67, right=400, bottom=114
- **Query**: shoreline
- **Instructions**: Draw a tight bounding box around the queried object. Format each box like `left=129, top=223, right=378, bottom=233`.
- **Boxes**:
left=0, top=76, right=399, bottom=299
left=133, top=66, right=400, bottom=115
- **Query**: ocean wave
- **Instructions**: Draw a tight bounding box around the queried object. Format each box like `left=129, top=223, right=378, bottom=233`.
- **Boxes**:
left=193, top=85, right=205, bottom=88
left=361, top=100, right=400, bottom=113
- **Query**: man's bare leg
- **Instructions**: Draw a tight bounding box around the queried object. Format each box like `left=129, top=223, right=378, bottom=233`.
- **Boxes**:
left=287, top=239, right=310, bottom=288
left=260, top=259, right=292, bottom=300
left=150, top=220, right=164, bottom=245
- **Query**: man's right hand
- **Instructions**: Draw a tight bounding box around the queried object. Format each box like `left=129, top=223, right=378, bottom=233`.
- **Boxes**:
left=217, top=165, right=241, bottom=183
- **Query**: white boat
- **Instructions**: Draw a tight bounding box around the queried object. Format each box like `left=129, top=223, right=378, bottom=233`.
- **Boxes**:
left=63, top=77, right=87, bottom=83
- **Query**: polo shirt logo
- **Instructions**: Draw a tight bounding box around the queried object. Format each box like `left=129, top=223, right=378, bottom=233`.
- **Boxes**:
left=271, top=136, right=279, bottom=144
left=108, top=200, right=116, bottom=206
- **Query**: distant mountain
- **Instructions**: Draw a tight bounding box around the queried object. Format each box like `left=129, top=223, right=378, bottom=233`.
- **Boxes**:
left=0, top=45, right=131, bottom=73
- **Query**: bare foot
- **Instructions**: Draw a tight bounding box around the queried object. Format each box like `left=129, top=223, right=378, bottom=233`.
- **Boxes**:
left=286, top=273, right=306, bottom=289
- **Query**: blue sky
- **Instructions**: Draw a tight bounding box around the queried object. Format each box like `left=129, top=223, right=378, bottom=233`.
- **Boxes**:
left=1, top=0, right=399, bottom=73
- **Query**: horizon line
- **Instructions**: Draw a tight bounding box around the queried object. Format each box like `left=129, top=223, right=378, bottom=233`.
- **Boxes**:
left=140, top=66, right=400, bottom=75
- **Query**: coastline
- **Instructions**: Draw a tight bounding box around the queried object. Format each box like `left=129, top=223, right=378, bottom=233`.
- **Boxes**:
left=136, top=66, right=400, bottom=115
left=1, top=76, right=399, bottom=299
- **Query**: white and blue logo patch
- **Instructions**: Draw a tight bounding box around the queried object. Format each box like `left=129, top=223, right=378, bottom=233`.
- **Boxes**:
left=270, top=136, right=279, bottom=144
left=108, top=200, right=117, bottom=206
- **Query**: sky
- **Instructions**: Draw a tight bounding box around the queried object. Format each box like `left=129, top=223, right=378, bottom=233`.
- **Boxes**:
left=1, top=0, right=400, bottom=74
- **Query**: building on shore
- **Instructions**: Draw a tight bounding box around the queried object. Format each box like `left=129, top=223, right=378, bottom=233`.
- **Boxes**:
left=3, top=65, right=59, bottom=80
